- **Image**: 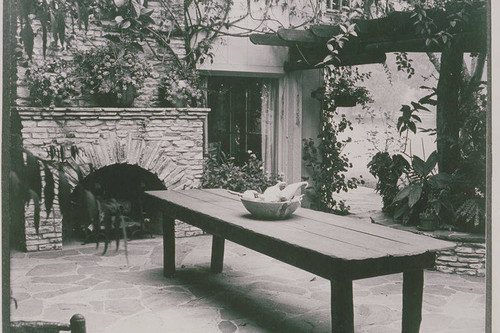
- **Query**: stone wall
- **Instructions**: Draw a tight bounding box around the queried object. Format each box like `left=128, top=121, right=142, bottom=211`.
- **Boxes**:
left=435, top=242, right=486, bottom=277
left=15, top=1, right=185, bottom=108
left=17, top=106, right=210, bottom=251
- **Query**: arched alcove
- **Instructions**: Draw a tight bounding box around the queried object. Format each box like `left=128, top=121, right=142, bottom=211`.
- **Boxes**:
left=67, top=164, right=167, bottom=241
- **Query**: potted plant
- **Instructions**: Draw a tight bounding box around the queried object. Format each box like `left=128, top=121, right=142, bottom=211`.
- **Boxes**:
left=73, top=36, right=151, bottom=107
left=417, top=207, right=439, bottom=231
left=25, top=58, right=78, bottom=107
left=392, top=151, right=453, bottom=225
left=158, top=65, right=204, bottom=107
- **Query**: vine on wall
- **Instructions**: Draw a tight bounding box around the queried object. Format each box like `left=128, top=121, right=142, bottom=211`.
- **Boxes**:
left=303, top=66, right=371, bottom=215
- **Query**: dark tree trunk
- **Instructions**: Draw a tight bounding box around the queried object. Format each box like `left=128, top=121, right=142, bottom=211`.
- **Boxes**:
left=436, top=46, right=463, bottom=174
left=3, top=0, right=17, bottom=328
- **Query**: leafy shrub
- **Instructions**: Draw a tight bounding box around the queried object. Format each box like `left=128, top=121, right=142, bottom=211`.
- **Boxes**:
left=158, top=65, right=204, bottom=107
left=73, top=36, right=151, bottom=105
left=202, top=150, right=281, bottom=193
left=25, top=58, right=78, bottom=106
left=392, top=151, right=453, bottom=225
left=367, top=152, right=409, bottom=213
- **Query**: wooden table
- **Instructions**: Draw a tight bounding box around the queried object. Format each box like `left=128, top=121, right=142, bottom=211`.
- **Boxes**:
left=146, top=188, right=454, bottom=333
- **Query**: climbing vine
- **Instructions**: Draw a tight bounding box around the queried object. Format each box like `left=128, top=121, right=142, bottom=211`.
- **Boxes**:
left=303, top=66, right=371, bottom=215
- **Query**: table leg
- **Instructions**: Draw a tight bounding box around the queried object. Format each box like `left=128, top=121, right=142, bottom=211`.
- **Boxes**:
left=331, top=279, right=354, bottom=333
left=163, top=215, right=175, bottom=277
left=402, top=269, right=424, bottom=333
left=210, top=235, right=225, bottom=273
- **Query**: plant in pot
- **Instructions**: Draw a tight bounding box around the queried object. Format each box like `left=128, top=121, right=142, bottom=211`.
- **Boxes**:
left=25, top=58, right=78, bottom=107
left=391, top=151, right=453, bottom=226
left=418, top=207, right=439, bottom=231
left=158, top=65, right=204, bottom=108
left=73, top=36, right=151, bottom=107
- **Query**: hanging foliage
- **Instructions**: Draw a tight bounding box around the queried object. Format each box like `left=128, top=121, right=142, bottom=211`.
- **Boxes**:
left=43, top=164, right=55, bottom=218
left=303, top=66, right=371, bottom=215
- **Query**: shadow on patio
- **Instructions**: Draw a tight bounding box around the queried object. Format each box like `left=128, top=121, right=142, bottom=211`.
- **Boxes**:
left=10, top=187, right=485, bottom=333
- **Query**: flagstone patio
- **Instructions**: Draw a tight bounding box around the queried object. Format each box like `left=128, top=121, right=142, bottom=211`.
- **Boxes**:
left=10, top=237, right=484, bottom=333
left=10, top=187, right=486, bottom=332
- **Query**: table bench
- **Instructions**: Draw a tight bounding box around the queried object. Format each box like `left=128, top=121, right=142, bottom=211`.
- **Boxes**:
left=146, top=188, right=454, bottom=333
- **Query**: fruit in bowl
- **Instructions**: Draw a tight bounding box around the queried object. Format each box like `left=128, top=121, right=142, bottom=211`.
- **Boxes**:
left=231, top=182, right=308, bottom=220
left=240, top=196, right=302, bottom=220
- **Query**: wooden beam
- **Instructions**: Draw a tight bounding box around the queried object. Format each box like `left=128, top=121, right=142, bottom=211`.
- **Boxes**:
left=364, top=32, right=486, bottom=53
left=285, top=52, right=387, bottom=71
left=249, top=33, right=291, bottom=47
left=310, top=25, right=341, bottom=38
left=277, top=28, right=319, bottom=44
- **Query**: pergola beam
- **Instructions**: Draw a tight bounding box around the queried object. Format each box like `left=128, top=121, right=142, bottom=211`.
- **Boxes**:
left=364, top=32, right=486, bottom=53
left=249, top=7, right=486, bottom=71
left=249, top=33, right=293, bottom=47
left=285, top=49, right=387, bottom=71
left=277, top=28, right=320, bottom=44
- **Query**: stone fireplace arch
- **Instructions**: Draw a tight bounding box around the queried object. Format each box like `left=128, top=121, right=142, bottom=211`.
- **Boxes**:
left=17, top=107, right=210, bottom=251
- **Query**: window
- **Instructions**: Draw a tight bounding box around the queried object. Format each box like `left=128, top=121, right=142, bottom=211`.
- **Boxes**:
left=326, top=0, right=351, bottom=10
left=207, top=76, right=277, bottom=170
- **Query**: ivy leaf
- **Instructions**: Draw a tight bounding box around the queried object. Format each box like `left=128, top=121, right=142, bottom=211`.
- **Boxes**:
left=140, top=7, right=154, bottom=16
left=56, top=9, right=66, bottom=47
left=411, top=101, right=429, bottom=111
left=412, top=155, right=426, bottom=177
left=131, top=0, right=142, bottom=18
left=429, top=173, right=452, bottom=189
left=28, top=189, right=41, bottom=234
left=121, top=19, right=132, bottom=29
left=393, top=204, right=408, bottom=219
left=394, top=184, right=417, bottom=202
left=408, top=121, right=417, bottom=133
left=20, top=23, right=34, bottom=60
left=58, top=165, right=72, bottom=221
left=128, top=42, right=144, bottom=53
left=44, top=164, right=55, bottom=218
left=26, top=151, right=42, bottom=199
left=407, top=185, right=422, bottom=208
left=411, top=114, right=422, bottom=122
left=104, top=34, right=121, bottom=43
left=423, top=151, right=438, bottom=175
left=83, top=189, right=99, bottom=226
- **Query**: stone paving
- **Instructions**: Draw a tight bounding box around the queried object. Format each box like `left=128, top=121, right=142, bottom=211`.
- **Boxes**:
left=11, top=235, right=485, bottom=333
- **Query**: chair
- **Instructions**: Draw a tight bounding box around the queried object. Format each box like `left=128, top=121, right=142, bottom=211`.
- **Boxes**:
left=10, top=314, right=86, bottom=333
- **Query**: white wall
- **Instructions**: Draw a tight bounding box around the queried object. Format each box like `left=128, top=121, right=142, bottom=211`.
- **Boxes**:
left=338, top=53, right=439, bottom=187
left=198, top=36, right=288, bottom=76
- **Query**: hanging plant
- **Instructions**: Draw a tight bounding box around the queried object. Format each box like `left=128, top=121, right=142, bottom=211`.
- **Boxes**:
left=25, top=58, right=78, bottom=106
left=73, top=35, right=152, bottom=107
left=303, top=66, right=371, bottom=215
left=158, top=65, right=204, bottom=108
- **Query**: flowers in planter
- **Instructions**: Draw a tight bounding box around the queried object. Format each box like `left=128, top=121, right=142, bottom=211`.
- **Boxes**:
left=73, top=37, right=152, bottom=106
left=25, top=59, right=78, bottom=107
left=158, top=65, right=204, bottom=107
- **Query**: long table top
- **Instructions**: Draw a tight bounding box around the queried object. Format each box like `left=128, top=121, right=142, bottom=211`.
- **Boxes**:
left=146, top=188, right=454, bottom=280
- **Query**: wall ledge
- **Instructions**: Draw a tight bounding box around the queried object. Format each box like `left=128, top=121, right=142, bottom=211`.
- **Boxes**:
left=13, top=106, right=211, bottom=121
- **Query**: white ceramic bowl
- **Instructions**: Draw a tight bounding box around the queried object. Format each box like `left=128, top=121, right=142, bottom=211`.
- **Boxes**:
left=240, top=197, right=302, bottom=220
